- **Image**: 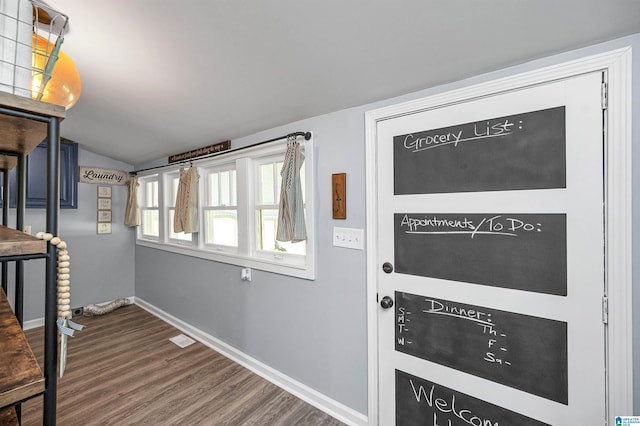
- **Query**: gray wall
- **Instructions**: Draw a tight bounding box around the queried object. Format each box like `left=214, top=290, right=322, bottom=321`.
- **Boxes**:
left=135, top=34, right=640, bottom=416
left=6, top=148, right=135, bottom=321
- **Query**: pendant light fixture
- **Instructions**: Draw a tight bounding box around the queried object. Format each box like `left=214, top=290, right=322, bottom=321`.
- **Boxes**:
left=30, top=2, right=81, bottom=109
left=31, top=32, right=81, bottom=109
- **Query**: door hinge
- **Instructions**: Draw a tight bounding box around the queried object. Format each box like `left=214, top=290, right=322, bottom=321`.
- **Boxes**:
left=602, top=295, right=608, bottom=324
left=601, top=82, right=608, bottom=110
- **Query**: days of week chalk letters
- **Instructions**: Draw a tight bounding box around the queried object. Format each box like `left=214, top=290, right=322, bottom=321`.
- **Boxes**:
left=397, top=298, right=511, bottom=368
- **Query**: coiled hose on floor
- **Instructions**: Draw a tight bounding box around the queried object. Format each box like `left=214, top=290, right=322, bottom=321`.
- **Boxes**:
left=83, top=298, right=130, bottom=316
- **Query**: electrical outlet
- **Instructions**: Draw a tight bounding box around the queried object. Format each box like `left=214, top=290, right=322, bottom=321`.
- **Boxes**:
left=71, top=307, right=84, bottom=317
left=241, top=267, right=252, bottom=282
left=23, top=225, right=32, bottom=235
left=333, top=227, right=364, bottom=250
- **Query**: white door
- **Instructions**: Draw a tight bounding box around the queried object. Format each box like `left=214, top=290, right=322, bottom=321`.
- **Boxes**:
left=376, top=72, right=605, bottom=425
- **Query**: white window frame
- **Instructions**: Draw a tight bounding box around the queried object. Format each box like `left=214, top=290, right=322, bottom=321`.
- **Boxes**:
left=138, top=174, right=160, bottom=241
left=252, top=154, right=307, bottom=267
left=201, top=162, right=239, bottom=254
left=136, top=138, right=315, bottom=280
left=164, top=170, right=197, bottom=246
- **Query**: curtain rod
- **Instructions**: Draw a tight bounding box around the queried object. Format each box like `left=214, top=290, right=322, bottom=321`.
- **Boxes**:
left=130, top=131, right=311, bottom=176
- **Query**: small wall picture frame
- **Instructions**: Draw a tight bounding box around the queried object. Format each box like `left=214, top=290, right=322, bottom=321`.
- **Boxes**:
left=97, top=222, right=112, bottom=234
left=96, top=185, right=112, bottom=234
left=97, top=197, right=112, bottom=210
left=97, top=210, right=112, bottom=223
left=97, top=185, right=112, bottom=198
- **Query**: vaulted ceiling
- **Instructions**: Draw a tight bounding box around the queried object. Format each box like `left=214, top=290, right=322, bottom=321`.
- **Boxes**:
left=47, top=0, right=640, bottom=164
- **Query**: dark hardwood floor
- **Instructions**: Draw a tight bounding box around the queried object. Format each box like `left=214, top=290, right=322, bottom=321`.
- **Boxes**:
left=21, top=305, right=344, bottom=426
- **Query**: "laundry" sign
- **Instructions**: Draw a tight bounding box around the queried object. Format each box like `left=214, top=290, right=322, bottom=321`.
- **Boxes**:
left=79, top=167, right=129, bottom=185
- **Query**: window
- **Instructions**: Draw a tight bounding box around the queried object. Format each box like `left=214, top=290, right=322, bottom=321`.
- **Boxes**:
left=203, top=166, right=238, bottom=250
left=135, top=139, right=314, bottom=279
left=255, top=157, right=306, bottom=258
left=165, top=172, right=193, bottom=243
left=139, top=175, right=159, bottom=239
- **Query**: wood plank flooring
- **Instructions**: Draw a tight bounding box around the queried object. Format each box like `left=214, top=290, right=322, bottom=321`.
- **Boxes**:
left=21, top=305, right=344, bottom=426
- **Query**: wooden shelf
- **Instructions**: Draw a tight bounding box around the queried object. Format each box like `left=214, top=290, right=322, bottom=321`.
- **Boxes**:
left=0, top=91, right=65, bottom=170
left=0, top=288, right=45, bottom=409
left=0, top=406, right=18, bottom=426
left=0, top=226, right=47, bottom=257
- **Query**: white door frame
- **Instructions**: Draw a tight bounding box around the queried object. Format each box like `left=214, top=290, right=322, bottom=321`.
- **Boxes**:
left=364, top=47, right=633, bottom=425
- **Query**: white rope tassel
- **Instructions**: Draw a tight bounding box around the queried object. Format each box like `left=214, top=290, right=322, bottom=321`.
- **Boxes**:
left=35, top=232, right=84, bottom=377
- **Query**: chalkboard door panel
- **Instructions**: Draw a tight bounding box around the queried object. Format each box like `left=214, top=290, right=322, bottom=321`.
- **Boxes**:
left=393, top=106, right=566, bottom=194
left=376, top=72, right=605, bottom=425
left=394, top=213, right=567, bottom=295
left=396, top=370, right=550, bottom=426
left=396, top=292, right=568, bottom=403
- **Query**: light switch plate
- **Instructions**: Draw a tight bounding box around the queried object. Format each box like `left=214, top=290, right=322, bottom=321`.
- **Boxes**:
left=333, top=227, right=364, bottom=250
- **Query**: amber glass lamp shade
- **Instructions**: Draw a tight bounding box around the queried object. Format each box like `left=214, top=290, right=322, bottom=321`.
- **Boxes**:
left=31, top=34, right=82, bottom=109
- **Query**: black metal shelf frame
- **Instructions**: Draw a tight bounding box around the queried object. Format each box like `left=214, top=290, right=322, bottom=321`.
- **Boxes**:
left=0, top=105, right=60, bottom=426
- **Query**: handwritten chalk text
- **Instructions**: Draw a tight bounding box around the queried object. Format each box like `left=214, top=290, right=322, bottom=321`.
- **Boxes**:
left=400, top=214, right=542, bottom=238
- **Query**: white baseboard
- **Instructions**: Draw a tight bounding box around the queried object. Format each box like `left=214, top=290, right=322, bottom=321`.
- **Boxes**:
left=23, top=296, right=136, bottom=330
left=24, top=317, right=44, bottom=330
left=134, top=297, right=368, bottom=426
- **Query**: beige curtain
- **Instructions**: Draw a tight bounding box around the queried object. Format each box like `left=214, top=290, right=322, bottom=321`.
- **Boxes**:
left=174, top=166, right=199, bottom=234
left=124, top=177, right=140, bottom=227
left=276, top=138, right=306, bottom=242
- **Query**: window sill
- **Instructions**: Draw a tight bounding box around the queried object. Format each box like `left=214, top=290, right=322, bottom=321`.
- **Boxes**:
left=136, top=238, right=315, bottom=280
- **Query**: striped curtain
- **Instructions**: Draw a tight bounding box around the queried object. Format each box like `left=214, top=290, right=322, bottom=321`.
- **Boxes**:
left=124, top=177, right=140, bottom=227
left=276, top=138, right=306, bottom=242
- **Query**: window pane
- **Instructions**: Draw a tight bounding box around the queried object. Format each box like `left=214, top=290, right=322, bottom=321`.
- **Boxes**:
left=220, top=171, right=231, bottom=206
left=208, top=173, right=219, bottom=206
left=275, top=161, right=283, bottom=198
left=142, top=209, right=159, bottom=237
left=207, top=170, right=237, bottom=207
left=145, top=181, right=158, bottom=207
left=168, top=209, right=193, bottom=241
left=257, top=208, right=306, bottom=255
left=275, top=239, right=306, bottom=255
left=171, top=177, right=179, bottom=207
left=205, top=210, right=238, bottom=247
left=258, top=208, right=278, bottom=251
left=229, top=171, right=237, bottom=206
left=259, top=163, right=275, bottom=205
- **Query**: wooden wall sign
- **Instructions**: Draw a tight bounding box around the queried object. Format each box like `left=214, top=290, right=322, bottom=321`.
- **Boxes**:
left=168, top=140, right=231, bottom=163
left=332, top=173, right=346, bottom=219
left=79, top=167, right=128, bottom=185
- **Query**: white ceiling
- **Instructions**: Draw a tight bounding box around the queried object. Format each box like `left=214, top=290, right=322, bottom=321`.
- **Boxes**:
left=46, top=0, right=640, bottom=164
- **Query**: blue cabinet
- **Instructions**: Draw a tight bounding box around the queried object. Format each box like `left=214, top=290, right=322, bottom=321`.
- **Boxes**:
left=8, top=139, right=78, bottom=209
